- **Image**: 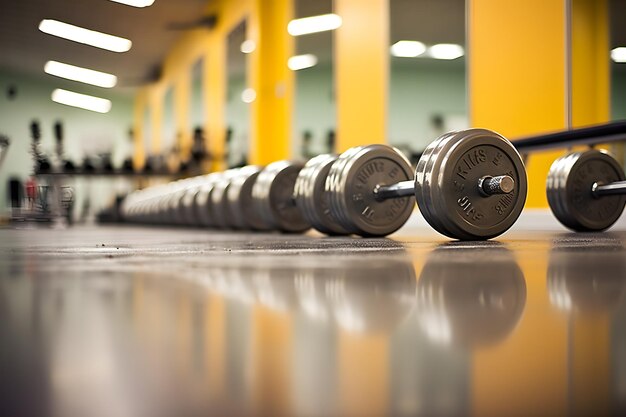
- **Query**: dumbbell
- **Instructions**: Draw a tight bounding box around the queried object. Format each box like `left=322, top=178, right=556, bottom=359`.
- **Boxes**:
left=293, top=154, right=350, bottom=235
left=190, top=172, right=223, bottom=227
left=225, top=165, right=268, bottom=230
left=251, top=160, right=311, bottom=233
left=210, top=168, right=243, bottom=228
left=321, top=128, right=527, bottom=239
left=547, top=150, right=626, bottom=231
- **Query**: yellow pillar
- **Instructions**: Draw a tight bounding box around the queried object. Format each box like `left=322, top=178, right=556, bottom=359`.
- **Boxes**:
left=249, top=0, right=294, bottom=164
left=149, top=89, right=163, bottom=156
left=571, top=0, right=610, bottom=127
left=335, top=0, right=388, bottom=152
left=469, top=0, right=610, bottom=208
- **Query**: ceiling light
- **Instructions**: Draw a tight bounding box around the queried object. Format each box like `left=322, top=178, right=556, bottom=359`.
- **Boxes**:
left=44, top=61, right=117, bottom=88
left=240, top=39, right=256, bottom=54
left=39, top=19, right=132, bottom=52
left=390, top=40, right=427, bottom=58
left=241, top=88, right=256, bottom=103
left=288, top=54, right=318, bottom=70
left=107, top=0, right=155, bottom=7
left=611, top=47, right=626, bottom=63
left=428, top=43, right=464, bottom=60
left=51, top=89, right=112, bottom=113
left=287, top=14, right=342, bottom=36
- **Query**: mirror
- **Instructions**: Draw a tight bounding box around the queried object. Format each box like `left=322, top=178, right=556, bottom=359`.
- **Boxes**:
left=190, top=58, right=205, bottom=130
left=162, top=86, right=177, bottom=171
left=610, top=0, right=626, bottom=122
left=226, top=20, right=250, bottom=168
left=388, top=0, right=468, bottom=165
left=292, top=0, right=336, bottom=159
left=189, top=58, right=208, bottom=171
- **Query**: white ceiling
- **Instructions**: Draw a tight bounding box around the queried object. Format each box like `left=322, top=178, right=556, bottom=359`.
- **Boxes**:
left=0, top=0, right=209, bottom=93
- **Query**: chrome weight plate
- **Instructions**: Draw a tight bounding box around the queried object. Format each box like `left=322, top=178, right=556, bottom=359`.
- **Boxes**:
left=546, top=150, right=626, bottom=231
left=294, top=154, right=349, bottom=235
left=210, top=169, right=240, bottom=229
left=193, top=173, right=222, bottom=227
left=415, top=131, right=459, bottom=238
left=416, top=128, right=527, bottom=240
left=325, top=146, right=365, bottom=233
left=327, top=145, right=414, bottom=237
left=226, top=165, right=269, bottom=230
left=251, top=161, right=311, bottom=233
left=180, top=185, right=201, bottom=225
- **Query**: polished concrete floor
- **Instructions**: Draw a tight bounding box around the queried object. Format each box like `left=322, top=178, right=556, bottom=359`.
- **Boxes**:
left=1, top=211, right=626, bottom=417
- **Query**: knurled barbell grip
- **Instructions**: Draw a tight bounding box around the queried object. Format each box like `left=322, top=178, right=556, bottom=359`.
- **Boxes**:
left=374, top=175, right=515, bottom=201
left=592, top=180, right=626, bottom=197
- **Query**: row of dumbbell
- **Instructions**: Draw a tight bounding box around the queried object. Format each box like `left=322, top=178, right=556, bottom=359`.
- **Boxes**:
left=122, top=128, right=530, bottom=240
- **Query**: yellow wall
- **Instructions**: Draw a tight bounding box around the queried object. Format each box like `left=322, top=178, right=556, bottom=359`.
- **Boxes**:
left=335, top=0, right=389, bottom=152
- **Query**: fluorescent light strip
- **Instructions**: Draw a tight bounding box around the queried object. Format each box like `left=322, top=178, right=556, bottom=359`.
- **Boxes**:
left=107, top=0, right=155, bottom=7
left=44, top=61, right=117, bottom=88
left=612, top=47, right=626, bottom=63
left=288, top=54, right=318, bottom=71
left=390, top=40, right=426, bottom=58
left=428, top=43, right=464, bottom=60
left=51, top=89, right=112, bottom=113
left=39, top=19, right=132, bottom=53
left=287, top=14, right=342, bottom=36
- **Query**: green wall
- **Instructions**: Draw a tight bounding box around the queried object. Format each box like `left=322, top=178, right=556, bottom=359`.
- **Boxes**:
left=0, top=69, right=134, bottom=215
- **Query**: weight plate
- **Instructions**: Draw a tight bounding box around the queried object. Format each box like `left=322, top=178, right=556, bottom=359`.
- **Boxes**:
left=327, top=145, right=414, bottom=237
left=326, top=146, right=365, bottom=233
left=193, top=173, right=222, bottom=227
left=226, top=165, right=269, bottom=230
left=294, top=154, right=349, bottom=235
left=546, top=150, right=626, bottom=231
left=210, top=169, right=240, bottom=229
left=251, top=161, right=311, bottom=233
left=416, top=128, right=527, bottom=240
left=547, top=153, right=575, bottom=229
left=415, top=131, right=459, bottom=238
left=180, top=186, right=201, bottom=225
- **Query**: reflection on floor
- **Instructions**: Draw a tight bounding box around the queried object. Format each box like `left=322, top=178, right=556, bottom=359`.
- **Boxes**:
left=1, top=217, right=625, bottom=417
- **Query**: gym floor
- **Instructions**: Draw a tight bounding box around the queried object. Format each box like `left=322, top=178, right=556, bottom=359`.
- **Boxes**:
left=1, top=210, right=625, bottom=417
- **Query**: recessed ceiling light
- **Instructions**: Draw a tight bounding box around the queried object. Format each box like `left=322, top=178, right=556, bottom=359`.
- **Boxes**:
left=428, top=43, right=464, bottom=60
left=287, top=54, right=318, bottom=71
left=240, top=39, right=256, bottom=54
left=390, top=40, right=427, bottom=58
left=44, top=61, right=117, bottom=88
left=107, top=0, right=155, bottom=7
left=611, top=47, right=626, bottom=63
left=39, top=19, right=132, bottom=52
left=287, top=14, right=342, bottom=36
left=51, top=89, right=112, bottom=113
